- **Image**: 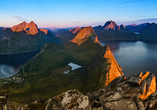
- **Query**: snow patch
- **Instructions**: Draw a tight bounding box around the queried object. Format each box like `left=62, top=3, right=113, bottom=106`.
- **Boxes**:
left=63, top=63, right=82, bottom=74
left=68, top=63, right=82, bottom=71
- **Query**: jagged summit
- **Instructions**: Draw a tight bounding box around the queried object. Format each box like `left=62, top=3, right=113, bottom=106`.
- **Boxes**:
left=70, top=26, right=100, bottom=45
left=11, top=21, right=38, bottom=35
left=103, top=20, right=118, bottom=30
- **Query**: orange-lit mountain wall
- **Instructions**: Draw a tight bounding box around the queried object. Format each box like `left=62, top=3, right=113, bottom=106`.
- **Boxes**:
left=104, top=46, right=124, bottom=86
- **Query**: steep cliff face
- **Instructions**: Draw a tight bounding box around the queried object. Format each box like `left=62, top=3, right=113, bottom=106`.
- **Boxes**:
left=104, top=45, right=124, bottom=86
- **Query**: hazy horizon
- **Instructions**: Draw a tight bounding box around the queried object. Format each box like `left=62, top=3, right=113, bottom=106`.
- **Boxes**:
left=0, top=0, right=157, bottom=28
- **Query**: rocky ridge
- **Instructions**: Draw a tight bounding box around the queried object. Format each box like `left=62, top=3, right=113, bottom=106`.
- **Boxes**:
left=1, top=71, right=156, bottom=110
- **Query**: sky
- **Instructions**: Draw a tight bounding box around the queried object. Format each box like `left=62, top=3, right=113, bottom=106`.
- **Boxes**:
left=0, top=0, right=157, bottom=28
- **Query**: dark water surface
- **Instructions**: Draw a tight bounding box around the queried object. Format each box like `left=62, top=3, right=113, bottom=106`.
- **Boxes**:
left=0, top=50, right=39, bottom=78
left=100, top=41, right=157, bottom=78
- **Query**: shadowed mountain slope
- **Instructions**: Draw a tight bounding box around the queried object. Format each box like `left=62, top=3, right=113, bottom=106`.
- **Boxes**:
left=0, top=21, right=61, bottom=54
left=53, top=27, right=81, bottom=43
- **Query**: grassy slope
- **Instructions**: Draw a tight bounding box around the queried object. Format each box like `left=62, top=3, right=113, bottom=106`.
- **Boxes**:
left=0, top=40, right=108, bottom=103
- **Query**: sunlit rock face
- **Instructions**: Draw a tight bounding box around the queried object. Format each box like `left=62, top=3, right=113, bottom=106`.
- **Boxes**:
left=11, top=21, right=38, bottom=35
left=104, top=45, right=124, bottom=86
left=40, top=28, right=48, bottom=34
left=107, top=71, right=156, bottom=101
left=139, top=72, right=156, bottom=100
left=103, top=20, right=118, bottom=30
left=71, top=26, right=100, bottom=45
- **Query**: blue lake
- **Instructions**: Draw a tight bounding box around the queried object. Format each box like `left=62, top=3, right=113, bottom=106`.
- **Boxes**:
left=100, top=41, right=157, bottom=78
left=0, top=50, right=39, bottom=78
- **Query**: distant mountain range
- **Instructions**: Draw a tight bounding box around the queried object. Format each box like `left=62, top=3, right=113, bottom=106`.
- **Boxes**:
left=0, top=21, right=61, bottom=54
left=51, top=20, right=157, bottom=43
left=1, top=20, right=157, bottom=54
left=92, top=20, right=140, bottom=41
left=0, top=27, right=5, bottom=34
left=126, top=23, right=148, bottom=32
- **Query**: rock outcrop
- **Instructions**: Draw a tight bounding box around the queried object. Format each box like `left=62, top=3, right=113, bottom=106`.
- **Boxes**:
left=0, top=93, right=12, bottom=110
left=9, top=72, right=157, bottom=110
left=44, top=89, right=91, bottom=110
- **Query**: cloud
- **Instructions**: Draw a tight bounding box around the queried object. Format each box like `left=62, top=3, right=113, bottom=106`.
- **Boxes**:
left=136, top=18, right=157, bottom=22
left=11, top=15, right=22, bottom=18
left=117, top=18, right=157, bottom=25
left=10, top=15, right=28, bottom=22
left=3, top=14, right=8, bottom=17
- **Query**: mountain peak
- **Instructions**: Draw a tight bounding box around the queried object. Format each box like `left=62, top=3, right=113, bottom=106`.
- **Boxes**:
left=11, top=21, right=38, bottom=35
left=70, top=26, right=100, bottom=45
left=120, top=24, right=126, bottom=29
left=30, top=21, right=35, bottom=24
left=130, top=23, right=137, bottom=26
left=103, top=20, right=118, bottom=30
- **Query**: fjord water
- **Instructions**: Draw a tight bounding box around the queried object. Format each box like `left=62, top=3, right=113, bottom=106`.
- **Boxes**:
left=100, top=41, right=157, bottom=78
left=0, top=50, right=39, bottom=78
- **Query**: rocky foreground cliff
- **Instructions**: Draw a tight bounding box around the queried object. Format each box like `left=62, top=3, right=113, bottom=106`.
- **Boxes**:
left=0, top=71, right=156, bottom=110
